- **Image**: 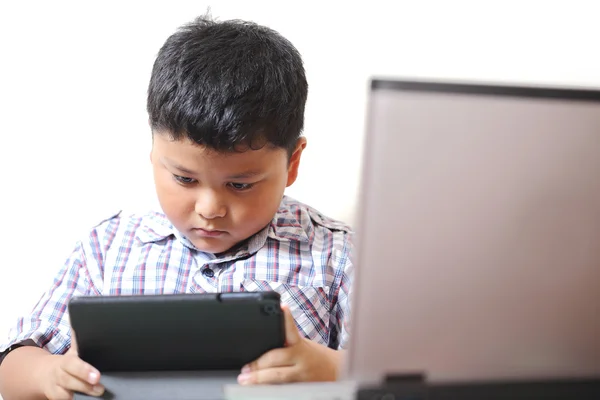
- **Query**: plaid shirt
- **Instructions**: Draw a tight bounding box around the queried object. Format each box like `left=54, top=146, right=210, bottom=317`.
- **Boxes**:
left=1, top=196, right=354, bottom=356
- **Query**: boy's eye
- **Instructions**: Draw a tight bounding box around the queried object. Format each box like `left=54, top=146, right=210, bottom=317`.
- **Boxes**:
left=173, top=174, right=196, bottom=184
left=228, top=182, right=253, bottom=191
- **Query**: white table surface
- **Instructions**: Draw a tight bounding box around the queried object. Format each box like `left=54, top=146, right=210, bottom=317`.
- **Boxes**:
left=1, top=379, right=357, bottom=400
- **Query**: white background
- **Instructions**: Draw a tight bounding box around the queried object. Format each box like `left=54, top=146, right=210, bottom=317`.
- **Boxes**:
left=1, top=0, right=599, bottom=346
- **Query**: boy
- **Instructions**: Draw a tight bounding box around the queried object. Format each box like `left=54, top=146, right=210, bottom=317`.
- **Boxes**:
left=0, top=14, right=354, bottom=400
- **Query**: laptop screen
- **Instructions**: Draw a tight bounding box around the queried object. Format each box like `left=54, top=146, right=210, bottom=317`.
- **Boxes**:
left=346, top=79, right=600, bottom=385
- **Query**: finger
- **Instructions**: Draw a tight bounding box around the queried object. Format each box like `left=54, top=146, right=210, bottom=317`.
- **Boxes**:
left=238, top=366, right=298, bottom=385
left=56, top=368, right=105, bottom=397
left=69, top=329, right=79, bottom=355
left=242, top=347, right=295, bottom=373
left=281, top=305, right=302, bottom=346
left=61, top=355, right=102, bottom=386
left=46, top=385, right=74, bottom=400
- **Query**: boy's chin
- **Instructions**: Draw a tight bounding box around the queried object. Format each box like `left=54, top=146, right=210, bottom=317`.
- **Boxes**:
left=189, top=238, right=234, bottom=254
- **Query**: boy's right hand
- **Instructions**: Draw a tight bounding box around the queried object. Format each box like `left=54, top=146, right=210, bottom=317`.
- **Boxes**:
left=39, top=334, right=104, bottom=400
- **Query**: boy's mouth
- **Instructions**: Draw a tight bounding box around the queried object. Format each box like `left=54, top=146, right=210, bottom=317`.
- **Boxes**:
left=191, top=228, right=226, bottom=238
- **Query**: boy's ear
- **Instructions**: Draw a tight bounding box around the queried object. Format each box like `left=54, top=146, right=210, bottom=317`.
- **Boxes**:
left=286, top=137, right=307, bottom=187
left=149, top=143, right=156, bottom=164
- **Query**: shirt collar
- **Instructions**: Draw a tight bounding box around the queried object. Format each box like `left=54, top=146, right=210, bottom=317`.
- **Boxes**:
left=135, top=211, right=175, bottom=244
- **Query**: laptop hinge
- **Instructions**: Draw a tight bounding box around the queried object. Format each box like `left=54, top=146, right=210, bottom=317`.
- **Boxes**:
left=356, top=373, right=429, bottom=400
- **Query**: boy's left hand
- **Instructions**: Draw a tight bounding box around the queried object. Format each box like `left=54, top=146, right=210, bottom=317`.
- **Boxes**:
left=237, top=305, right=343, bottom=385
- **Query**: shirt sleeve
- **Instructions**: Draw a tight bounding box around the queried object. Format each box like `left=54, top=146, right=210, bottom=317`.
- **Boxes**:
left=0, top=237, right=104, bottom=355
left=329, top=231, right=355, bottom=350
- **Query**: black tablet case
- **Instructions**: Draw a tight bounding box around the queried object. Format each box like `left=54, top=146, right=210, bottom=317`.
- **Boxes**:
left=68, top=291, right=285, bottom=373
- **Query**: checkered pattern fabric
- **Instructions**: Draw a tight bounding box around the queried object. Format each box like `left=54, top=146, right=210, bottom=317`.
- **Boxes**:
left=1, top=196, right=354, bottom=355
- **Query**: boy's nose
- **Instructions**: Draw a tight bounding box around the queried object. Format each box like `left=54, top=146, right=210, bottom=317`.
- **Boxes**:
left=195, top=192, right=226, bottom=220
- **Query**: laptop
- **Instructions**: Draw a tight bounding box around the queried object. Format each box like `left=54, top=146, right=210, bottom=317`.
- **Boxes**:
left=344, top=78, right=600, bottom=388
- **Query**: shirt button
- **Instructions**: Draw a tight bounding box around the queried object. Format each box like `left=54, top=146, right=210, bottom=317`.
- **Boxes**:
left=202, top=268, right=215, bottom=278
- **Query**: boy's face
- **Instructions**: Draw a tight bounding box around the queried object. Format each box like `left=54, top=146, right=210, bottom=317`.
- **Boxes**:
left=150, top=133, right=306, bottom=254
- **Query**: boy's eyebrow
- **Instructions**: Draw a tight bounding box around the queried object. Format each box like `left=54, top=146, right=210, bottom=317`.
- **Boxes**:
left=164, top=158, right=263, bottom=179
left=226, top=170, right=263, bottom=179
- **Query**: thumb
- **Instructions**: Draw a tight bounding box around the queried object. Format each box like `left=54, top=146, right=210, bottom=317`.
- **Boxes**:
left=282, top=305, right=302, bottom=346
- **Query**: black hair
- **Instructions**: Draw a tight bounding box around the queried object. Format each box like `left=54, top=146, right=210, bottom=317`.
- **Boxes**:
left=147, top=14, right=308, bottom=156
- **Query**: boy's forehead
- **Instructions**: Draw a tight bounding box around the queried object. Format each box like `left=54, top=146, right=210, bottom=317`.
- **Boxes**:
left=153, top=133, right=286, bottom=168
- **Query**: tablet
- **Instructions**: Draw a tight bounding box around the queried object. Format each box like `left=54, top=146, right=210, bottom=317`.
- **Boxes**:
left=68, top=291, right=285, bottom=372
